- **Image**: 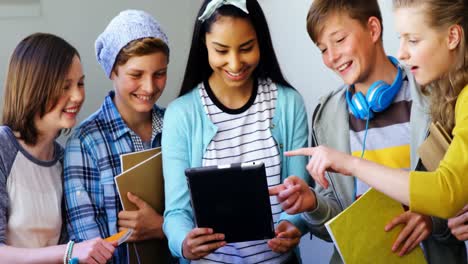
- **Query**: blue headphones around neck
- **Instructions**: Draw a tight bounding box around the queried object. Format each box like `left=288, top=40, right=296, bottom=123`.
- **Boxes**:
left=345, top=56, right=403, bottom=120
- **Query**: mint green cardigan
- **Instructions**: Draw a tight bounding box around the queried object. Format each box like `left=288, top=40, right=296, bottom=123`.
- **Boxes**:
left=162, top=83, right=310, bottom=260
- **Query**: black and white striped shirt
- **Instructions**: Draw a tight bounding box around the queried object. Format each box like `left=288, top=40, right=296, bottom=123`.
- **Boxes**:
left=196, top=79, right=291, bottom=264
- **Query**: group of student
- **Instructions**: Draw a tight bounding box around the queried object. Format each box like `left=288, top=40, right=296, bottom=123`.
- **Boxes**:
left=0, top=0, right=467, bottom=263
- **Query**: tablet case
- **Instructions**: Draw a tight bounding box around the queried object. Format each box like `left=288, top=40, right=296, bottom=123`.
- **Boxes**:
left=185, top=162, right=275, bottom=243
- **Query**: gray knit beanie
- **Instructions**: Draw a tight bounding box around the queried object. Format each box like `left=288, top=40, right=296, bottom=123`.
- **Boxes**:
left=95, top=9, right=169, bottom=78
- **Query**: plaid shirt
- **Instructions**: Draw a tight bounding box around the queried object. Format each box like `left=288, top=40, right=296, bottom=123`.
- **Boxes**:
left=64, top=91, right=164, bottom=264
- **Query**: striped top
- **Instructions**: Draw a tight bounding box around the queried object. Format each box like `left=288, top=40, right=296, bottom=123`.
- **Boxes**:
left=349, top=74, right=412, bottom=197
left=197, top=79, right=290, bottom=264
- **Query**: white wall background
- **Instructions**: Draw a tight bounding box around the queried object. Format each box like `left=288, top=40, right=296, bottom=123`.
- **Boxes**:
left=1, top=1, right=461, bottom=263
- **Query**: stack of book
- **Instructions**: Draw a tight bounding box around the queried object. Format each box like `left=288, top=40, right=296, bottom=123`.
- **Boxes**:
left=115, top=147, right=170, bottom=264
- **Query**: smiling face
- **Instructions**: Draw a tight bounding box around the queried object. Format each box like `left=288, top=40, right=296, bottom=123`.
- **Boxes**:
left=36, top=55, right=85, bottom=132
left=111, top=51, right=168, bottom=118
left=316, top=12, right=381, bottom=87
left=394, top=6, right=456, bottom=86
left=205, top=16, right=260, bottom=92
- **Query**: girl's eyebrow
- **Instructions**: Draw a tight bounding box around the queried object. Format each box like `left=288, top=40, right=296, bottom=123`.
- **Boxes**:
left=66, top=75, right=85, bottom=82
left=212, top=38, right=255, bottom=48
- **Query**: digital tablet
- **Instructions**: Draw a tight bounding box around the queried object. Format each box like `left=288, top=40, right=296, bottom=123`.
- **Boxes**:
left=185, top=162, right=275, bottom=243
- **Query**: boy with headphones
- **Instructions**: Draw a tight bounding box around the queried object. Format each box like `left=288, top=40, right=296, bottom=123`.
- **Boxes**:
left=270, top=0, right=466, bottom=263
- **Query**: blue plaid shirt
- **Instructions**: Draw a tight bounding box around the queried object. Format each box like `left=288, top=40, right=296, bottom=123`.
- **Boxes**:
left=64, top=91, right=164, bottom=264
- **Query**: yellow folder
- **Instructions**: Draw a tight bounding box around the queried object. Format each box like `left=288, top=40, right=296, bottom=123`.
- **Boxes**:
left=325, top=188, right=427, bottom=264
left=115, top=147, right=170, bottom=264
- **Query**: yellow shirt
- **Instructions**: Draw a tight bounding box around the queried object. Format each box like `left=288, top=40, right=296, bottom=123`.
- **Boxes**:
left=410, top=85, right=468, bottom=219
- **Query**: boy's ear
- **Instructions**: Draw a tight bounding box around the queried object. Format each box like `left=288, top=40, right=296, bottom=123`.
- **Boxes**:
left=110, top=69, right=117, bottom=80
left=367, top=16, right=382, bottom=43
left=447, top=24, right=462, bottom=50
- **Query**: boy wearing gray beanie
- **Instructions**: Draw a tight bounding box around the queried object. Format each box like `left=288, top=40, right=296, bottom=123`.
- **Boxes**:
left=64, top=9, right=170, bottom=264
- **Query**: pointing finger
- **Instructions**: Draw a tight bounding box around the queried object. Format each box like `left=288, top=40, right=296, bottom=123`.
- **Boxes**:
left=285, top=148, right=315, bottom=157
